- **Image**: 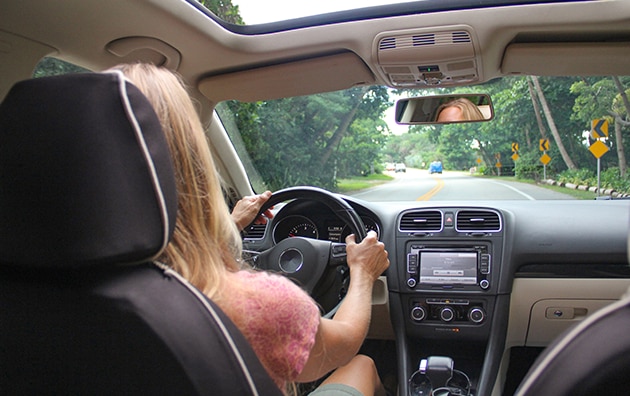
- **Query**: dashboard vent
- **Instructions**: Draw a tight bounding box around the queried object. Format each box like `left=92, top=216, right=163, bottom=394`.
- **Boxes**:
left=456, top=210, right=501, bottom=232
left=399, top=210, right=443, bottom=232
left=243, top=223, right=267, bottom=239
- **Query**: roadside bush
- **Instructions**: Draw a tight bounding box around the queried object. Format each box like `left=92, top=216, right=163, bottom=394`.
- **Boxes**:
left=514, top=151, right=550, bottom=181
left=556, top=168, right=596, bottom=186
left=599, top=167, right=630, bottom=192
left=556, top=167, right=630, bottom=194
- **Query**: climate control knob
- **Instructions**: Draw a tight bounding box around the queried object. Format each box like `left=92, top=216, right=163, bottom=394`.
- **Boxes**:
left=439, top=306, right=455, bottom=322
left=468, top=307, right=486, bottom=323
left=410, top=305, right=427, bottom=322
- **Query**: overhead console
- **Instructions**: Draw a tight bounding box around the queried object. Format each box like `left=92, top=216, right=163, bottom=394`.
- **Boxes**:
left=372, top=25, right=482, bottom=87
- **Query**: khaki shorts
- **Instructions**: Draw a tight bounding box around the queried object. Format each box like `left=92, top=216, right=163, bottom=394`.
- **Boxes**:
left=308, top=383, right=364, bottom=396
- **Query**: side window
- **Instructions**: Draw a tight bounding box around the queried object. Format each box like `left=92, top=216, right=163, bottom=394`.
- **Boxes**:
left=32, top=57, right=89, bottom=78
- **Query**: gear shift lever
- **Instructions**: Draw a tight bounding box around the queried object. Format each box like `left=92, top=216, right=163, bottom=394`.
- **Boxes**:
left=420, top=356, right=454, bottom=389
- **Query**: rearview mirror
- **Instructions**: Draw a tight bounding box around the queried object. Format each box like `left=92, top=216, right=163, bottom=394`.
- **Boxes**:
left=395, top=94, right=493, bottom=125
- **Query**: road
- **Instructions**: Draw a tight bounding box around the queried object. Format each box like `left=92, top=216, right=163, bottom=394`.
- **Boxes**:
left=349, top=168, right=575, bottom=201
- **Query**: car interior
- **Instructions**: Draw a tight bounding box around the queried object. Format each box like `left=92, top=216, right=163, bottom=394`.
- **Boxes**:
left=0, top=71, right=283, bottom=396
left=2, top=1, right=630, bottom=395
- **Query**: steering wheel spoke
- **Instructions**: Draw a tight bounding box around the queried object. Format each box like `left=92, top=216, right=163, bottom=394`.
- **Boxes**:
left=329, top=243, right=347, bottom=266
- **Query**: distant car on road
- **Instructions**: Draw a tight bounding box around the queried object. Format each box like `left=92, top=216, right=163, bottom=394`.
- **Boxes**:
left=429, top=161, right=443, bottom=174
left=395, top=163, right=406, bottom=173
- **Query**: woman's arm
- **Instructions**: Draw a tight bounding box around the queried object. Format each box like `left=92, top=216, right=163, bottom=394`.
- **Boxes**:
left=230, top=190, right=273, bottom=231
left=296, top=231, right=390, bottom=382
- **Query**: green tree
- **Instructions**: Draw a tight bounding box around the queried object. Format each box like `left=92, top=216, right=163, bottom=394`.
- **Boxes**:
left=32, top=57, right=88, bottom=78
left=199, top=0, right=244, bottom=24
left=571, top=77, right=630, bottom=176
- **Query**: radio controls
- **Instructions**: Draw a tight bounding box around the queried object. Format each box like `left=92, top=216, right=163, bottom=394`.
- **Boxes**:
left=480, top=254, right=491, bottom=274
left=411, top=305, right=427, bottom=322
left=439, top=306, right=455, bottom=322
left=410, top=299, right=487, bottom=325
left=406, top=253, right=419, bottom=288
left=479, top=279, right=490, bottom=290
left=468, top=307, right=486, bottom=323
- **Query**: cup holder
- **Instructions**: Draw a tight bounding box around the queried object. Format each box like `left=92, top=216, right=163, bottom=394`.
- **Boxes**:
left=408, top=356, right=472, bottom=396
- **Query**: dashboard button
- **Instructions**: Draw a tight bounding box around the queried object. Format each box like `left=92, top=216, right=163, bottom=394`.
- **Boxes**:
left=439, top=306, right=455, bottom=322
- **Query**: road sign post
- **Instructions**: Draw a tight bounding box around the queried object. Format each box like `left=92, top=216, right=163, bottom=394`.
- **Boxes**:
left=589, top=119, right=610, bottom=196
left=539, top=139, right=550, bottom=179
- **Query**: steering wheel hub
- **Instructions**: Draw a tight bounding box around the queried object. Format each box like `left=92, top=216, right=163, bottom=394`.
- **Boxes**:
left=278, top=248, right=303, bottom=273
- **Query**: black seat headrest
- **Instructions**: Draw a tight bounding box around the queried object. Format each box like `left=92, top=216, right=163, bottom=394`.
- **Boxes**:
left=0, top=72, right=177, bottom=268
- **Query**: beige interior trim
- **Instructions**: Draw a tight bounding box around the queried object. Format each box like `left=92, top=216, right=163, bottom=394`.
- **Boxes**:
left=0, top=30, right=56, bottom=100
left=106, top=37, right=182, bottom=69
left=501, top=42, right=630, bottom=76
left=505, top=278, right=630, bottom=349
left=198, top=52, right=376, bottom=104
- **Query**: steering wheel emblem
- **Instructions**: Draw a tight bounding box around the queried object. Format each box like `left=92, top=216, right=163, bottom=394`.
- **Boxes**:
left=278, top=248, right=304, bottom=273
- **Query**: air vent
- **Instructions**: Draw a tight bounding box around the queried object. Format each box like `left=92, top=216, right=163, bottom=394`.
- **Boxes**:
left=456, top=210, right=501, bottom=232
left=378, top=31, right=471, bottom=51
left=452, top=31, right=472, bottom=43
left=413, top=33, right=435, bottom=46
left=399, top=210, right=443, bottom=232
left=243, top=223, right=267, bottom=239
left=379, top=37, right=396, bottom=50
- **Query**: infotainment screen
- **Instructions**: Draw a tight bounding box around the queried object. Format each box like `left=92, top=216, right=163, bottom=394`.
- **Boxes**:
left=419, top=251, right=478, bottom=285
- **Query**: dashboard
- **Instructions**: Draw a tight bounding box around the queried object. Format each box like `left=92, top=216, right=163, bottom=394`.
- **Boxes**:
left=270, top=200, right=380, bottom=243
left=242, top=195, right=630, bottom=396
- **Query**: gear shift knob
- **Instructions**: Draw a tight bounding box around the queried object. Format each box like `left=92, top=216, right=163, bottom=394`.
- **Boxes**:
left=420, top=356, right=454, bottom=389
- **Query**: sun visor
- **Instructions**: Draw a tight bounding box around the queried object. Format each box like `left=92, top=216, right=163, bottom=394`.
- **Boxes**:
left=502, top=42, right=630, bottom=76
left=198, top=52, right=375, bottom=104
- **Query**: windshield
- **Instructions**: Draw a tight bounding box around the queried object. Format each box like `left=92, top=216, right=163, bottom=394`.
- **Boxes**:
left=216, top=75, right=630, bottom=202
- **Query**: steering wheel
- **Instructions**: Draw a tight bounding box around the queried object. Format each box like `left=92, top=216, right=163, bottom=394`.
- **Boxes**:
left=245, top=186, right=366, bottom=316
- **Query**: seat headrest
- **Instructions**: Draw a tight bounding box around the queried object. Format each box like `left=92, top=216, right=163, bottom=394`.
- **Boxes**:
left=0, top=72, right=177, bottom=268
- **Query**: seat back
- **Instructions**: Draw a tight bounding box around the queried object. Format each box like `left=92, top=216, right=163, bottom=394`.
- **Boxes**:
left=0, top=72, right=281, bottom=395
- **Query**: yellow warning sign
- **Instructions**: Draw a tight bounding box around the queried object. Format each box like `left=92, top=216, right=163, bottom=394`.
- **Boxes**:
left=589, top=140, right=609, bottom=159
left=591, top=119, right=609, bottom=139
left=539, top=139, right=549, bottom=151
left=540, top=153, right=551, bottom=165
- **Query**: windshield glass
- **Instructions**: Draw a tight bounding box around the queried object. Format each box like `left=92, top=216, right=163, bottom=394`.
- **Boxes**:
left=217, top=74, right=630, bottom=202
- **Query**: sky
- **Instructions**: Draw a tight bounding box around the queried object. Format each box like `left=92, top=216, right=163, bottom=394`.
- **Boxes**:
left=232, top=0, right=414, bottom=25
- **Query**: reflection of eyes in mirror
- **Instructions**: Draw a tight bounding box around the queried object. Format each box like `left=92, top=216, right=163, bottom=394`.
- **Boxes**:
left=395, top=94, right=493, bottom=125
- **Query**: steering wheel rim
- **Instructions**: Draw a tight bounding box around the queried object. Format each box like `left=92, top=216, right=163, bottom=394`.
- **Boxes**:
left=257, top=186, right=367, bottom=242
left=247, top=186, right=366, bottom=316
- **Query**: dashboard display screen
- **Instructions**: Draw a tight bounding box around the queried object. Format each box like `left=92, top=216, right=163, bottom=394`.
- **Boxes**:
left=419, top=251, right=478, bottom=285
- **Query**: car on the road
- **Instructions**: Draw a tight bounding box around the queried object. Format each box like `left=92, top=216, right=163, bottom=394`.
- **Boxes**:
left=395, top=163, right=407, bottom=173
left=3, top=1, right=630, bottom=395
left=429, top=161, right=443, bottom=174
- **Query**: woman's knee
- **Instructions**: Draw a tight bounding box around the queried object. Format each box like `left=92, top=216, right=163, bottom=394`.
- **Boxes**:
left=350, top=354, right=378, bottom=374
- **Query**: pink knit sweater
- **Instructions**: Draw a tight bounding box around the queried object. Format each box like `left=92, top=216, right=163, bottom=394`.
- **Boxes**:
left=219, top=270, right=320, bottom=391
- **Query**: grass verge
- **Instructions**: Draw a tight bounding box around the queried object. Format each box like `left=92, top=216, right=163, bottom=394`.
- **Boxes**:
left=337, top=173, right=394, bottom=193
left=483, top=176, right=598, bottom=200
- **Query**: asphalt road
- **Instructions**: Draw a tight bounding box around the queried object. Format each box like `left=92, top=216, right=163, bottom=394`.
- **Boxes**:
left=349, top=168, right=575, bottom=201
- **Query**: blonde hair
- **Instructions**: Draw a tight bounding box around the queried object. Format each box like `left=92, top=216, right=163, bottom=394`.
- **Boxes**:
left=110, top=63, right=242, bottom=298
left=436, top=97, right=485, bottom=121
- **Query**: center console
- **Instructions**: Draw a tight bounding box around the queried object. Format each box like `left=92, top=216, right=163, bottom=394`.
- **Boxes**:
left=389, top=208, right=509, bottom=396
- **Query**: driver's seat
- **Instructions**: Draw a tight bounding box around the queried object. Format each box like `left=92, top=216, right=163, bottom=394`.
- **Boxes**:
left=0, top=72, right=281, bottom=395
